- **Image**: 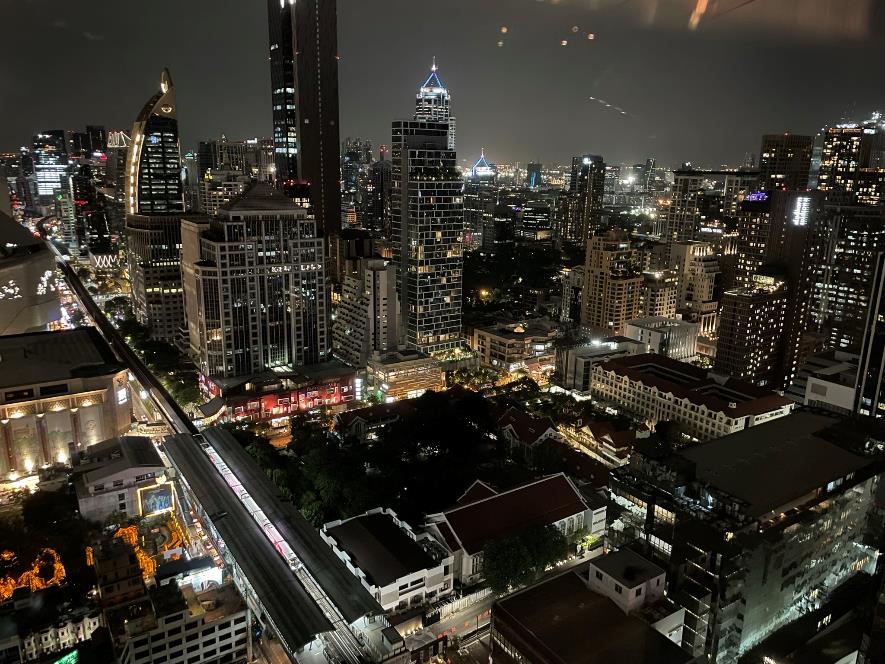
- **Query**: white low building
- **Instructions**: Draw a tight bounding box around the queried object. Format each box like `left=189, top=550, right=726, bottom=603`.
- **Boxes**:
left=588, top=548, right=685, bottom=646
left=74, top=435, right=168, bottom=523
left=592, top=353, right=795, bottom=441
left=322, top=508, right=454, bottom=612
left=624, top=316, right=699, bottom=361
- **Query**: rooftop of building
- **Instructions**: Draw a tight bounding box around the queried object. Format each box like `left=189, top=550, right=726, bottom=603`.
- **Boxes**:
left=590, top=548, right=665, bottom=589
left=475, top=318, right=560, bottom=340
left=325, top=512, right=438, bottom=588
left=155, top=556, right=216, bottom=585
left=596, top=353, right=793, bottom=418
left=368, top=350, right=438, bottom=367
left=497, top=407, right=557, bottom=446
left=204, top=360, right=356, bottom=396
left=626, top=317, right=699, bottom=331
left=0, top=327, right=123, bottom=390
left=432, top=474, right=587, bottom=555
left=219, top=182, right=303, bottom=212
left=76, top=435, right=164, bottom=485
left=494, top=571, right=693, bottom=664
left=678, top=411, right=874, bottom=518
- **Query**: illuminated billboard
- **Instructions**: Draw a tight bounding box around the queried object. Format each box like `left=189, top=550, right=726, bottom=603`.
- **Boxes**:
left=138, top=482, right=175, bottom=516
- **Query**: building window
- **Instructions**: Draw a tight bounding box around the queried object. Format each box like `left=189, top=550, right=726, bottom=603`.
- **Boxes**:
left=636, top=587, right=642, bottom=597
left=615, top=584, right=622, bottom=594
left=595, top=571, right=603, bottom=580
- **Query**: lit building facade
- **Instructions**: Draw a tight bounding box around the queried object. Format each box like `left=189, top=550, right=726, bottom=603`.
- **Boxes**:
left=715, top=277, right=788, bottom=386
left=817, top=119, right=885, bottom=194
left=391, top=63, right=463, bottom=354
left=758, top=133, right=813, bottom=191
left=608, top=412, right=880, bottom=663
left=592, top=353, right=794, bottom=441
left=32, top=131, right=69, bottom=201
left=0, top=328, right=131, bottom=477
left=124, top=69, right=186, bottom=344
left=181, top=184, right=329, bottom=378
left=581, top=230, right=643, bottom=336
left=366, top=350, right=445, bottom=402
left=333, top=258, right=399, bottom=369
left=566, top=154, right=605, bottom=242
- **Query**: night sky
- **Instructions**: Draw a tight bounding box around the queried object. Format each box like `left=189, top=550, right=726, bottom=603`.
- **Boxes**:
left=3, top=0, right=884, bottom=168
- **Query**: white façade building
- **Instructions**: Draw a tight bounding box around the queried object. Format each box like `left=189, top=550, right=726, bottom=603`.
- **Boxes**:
left=321, top=508, right=454, bottom=612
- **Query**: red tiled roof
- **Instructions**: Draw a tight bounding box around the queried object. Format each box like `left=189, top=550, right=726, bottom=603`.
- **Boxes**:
left=497, top=407, right=557, bottom=446
left=597, top=353, right=793, bottom=418
left=438, top=474, right=588, bottom=555
left=456, top=480, right=498, bottom=506
left=584, top=421, right=635, bottom=450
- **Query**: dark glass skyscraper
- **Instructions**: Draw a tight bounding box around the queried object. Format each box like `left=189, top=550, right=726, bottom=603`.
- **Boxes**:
left=124, top=69, right=187, bottom=344
left=267, top=0, right=298, bottom=182
left=125, top=68, right=184, bottom=215
left=266, top=0, right=341, bottom=236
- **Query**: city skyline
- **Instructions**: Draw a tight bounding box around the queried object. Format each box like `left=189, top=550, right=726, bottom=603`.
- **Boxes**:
left=3, top=0, right=884, bottom=167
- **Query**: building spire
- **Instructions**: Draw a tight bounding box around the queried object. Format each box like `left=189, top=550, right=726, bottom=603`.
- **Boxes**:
left=431, top=56, right=437, bottom=72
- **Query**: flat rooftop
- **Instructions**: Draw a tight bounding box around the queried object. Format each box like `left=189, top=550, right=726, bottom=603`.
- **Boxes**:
left=78, top=436, right=164, bottom=485
left=325, top=512, right=437, bottom=587
left=590, top=548, right=665, bottom=589
left=678, top=412, right=872, bottom=518
left=0, top=327, right=123, bottom=390
left=494, top=571, right=692, bottom=664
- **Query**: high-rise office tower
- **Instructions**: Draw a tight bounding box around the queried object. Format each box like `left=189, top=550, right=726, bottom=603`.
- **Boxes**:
left=32, top=131, right=68, bottom=201
left=295, top=0, right=340, bottom=235
left=580, top=230, right=643, bottom=336
left=856, top=252, right=885, bottom=417
left=181, top=184, right=329, bottom=377
left=414, top=58, right=455, bottom=150
left=813, top=204, right=885, bottom=350
left=332, top=258, right=399, bottom=368
left=368, top=158, right=392, bottom=235
left=266, top=0, right=341, bottom=236
left=758, top=133, right=813, bottom=191
left=817, top=119, right=885, bottom=195
left=72, top=163, right=113, bottom=260
left=86, top=125, right=107, bottom=154
left=391, top=62, right=463, bottom=354
left=662, top=169, right=758, bottom=250
left=267, top=0, right=298, bottom=181
left=124, top=69, right=186, bottom=344
left=526, top=162, right=542, bottom=188
left=464, top=150, right=499, bottom=247
left=566, top=154, right=605, bottom=242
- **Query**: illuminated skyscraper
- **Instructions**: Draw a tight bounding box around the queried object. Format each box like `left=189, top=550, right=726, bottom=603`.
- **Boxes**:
left=124, top=69, right=186, bottom=344
left=266, top=0, right=341, bottom=235
left=580, top=230, right=643, bottom=336
left=817, top=118, right=885, bottom=195
left=181, top=184, right=329, bottom=377
left=32, top=131, right=68, bottom=201
left=758, top=133, right=813, bottom=191
left=567, top=154, right=605, bottom=242
left=414, top=58, right=455, bottom=150
left=267, top=0, right=298, bottom=182
left=391, top=62, right=463, bottom=354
